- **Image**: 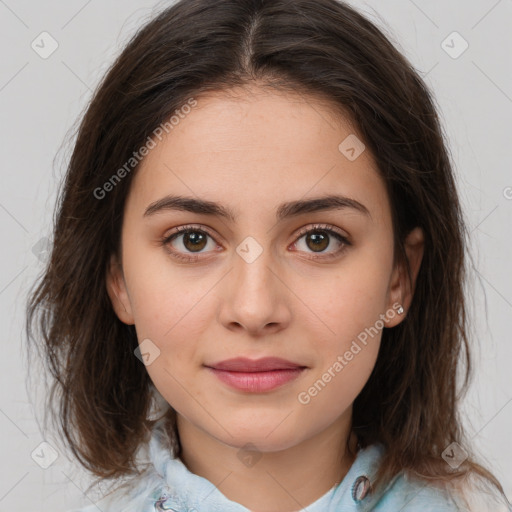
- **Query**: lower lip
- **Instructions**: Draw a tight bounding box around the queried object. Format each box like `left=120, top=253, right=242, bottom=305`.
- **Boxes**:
left=206, top=367, right=305, bottom=392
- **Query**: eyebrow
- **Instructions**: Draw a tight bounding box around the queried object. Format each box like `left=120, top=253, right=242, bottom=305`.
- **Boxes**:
left=143, top=194, right=371, bottom=221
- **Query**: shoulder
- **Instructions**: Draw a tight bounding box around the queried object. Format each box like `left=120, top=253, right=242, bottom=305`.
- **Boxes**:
left=331, top=444, right=467, bottom=511
left=339, top=443, right=502, bottom=512
left=371, top=471, right=510, bottom=512
left=370, top=472, right=467, bottom=511
left=343, top=443, right=510, bottom=512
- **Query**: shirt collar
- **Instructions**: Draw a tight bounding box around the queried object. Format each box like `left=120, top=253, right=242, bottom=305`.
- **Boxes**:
left=137, top=418, right=393, bottom=512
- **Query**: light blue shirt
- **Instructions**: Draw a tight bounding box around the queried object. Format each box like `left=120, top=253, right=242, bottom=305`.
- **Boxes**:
left=70, top=418, right=473, bottom=511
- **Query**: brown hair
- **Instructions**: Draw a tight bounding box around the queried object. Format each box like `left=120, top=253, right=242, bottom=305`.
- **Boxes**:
left=26, top=0, right=506, bottom=503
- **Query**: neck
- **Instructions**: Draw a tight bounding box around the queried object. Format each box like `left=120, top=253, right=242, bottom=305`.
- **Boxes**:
left=176, top=410, right=358, bottom=512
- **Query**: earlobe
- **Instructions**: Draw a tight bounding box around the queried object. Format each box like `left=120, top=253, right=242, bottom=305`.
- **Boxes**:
left=106, top=254, right=135, bottom=325
left=385, top=227, right=425, bottom=327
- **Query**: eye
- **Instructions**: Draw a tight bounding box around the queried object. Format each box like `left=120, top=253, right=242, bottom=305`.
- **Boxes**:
left=291, top=224, right=350, bottom=260
left=161, top=225, right=219, bottom=262
left=161, top=223, right=351, bottom=263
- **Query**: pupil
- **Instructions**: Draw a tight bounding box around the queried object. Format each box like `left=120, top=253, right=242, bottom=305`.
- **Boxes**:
left=184, top=232, right=206, bottom=251
left=308, top=232, right=328, bottom=252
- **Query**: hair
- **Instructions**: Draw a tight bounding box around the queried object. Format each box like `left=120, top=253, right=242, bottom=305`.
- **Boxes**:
left=26, top=0, right=506, bottom=505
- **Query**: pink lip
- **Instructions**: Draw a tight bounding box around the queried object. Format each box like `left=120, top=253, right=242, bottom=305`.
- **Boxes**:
left=204, top=357, right=307, bottom=392
left=206, top=367, right=305, bottom=392
left=206, top=357, right=305, bottom=372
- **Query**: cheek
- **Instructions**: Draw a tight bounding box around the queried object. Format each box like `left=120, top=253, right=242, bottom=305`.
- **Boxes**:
left=127, top=269, right=214, bottom=415
left=294, top=343, right=378, bottom=442
left=292, top=244, right=392, bottom=396
left=122, top=237, right=213, bottom=338
left=294, top=247, right=393, bottom=343
left=121, top=247, right=220, bottom=403
left=294, top=272, right=387, bottom=423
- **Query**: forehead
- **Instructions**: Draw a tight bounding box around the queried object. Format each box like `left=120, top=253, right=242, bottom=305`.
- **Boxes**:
left=128, top=85, right=391, bottom=223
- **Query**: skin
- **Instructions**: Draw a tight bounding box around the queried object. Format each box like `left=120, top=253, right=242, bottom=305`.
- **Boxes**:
left=107, top=84, right=424, bottom=512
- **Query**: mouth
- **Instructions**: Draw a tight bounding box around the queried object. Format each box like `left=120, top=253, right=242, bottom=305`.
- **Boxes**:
left=204, top=357, right=308, bottom=392
left=205, top=356, right=306, bottom=372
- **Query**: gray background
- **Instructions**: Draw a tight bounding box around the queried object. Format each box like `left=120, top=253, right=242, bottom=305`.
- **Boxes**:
left=0, top=0, right=511, bottom=510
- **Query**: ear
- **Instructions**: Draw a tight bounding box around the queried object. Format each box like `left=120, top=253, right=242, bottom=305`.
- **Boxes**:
left=106, top=254, right=135, bottom=325
left=384, top=227, right=424, bottom=327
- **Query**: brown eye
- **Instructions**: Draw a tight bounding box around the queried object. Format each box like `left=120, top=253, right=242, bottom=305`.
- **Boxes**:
left=293, top=224, right=351, bottom=260
left=163, top=226, right=218, bottom=262
left=180, top=231, right=208, bottom=252
left=305, top=231, right=330, bottom=252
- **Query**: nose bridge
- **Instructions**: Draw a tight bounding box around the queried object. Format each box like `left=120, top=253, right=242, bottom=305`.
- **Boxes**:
left=233, top=234, right=278, bottom=299
left=219, top=234, right=289, bottom=333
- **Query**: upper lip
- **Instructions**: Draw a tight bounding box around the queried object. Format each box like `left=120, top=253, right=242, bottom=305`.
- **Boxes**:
left=205, top=357, right=306, bottom=372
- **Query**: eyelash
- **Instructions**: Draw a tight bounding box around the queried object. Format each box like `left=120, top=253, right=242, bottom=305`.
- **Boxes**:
left=161, top=223, right=351, bottom=263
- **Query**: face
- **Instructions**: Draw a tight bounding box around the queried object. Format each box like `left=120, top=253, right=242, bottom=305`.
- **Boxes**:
left=107, top=85, right=423, bottom=454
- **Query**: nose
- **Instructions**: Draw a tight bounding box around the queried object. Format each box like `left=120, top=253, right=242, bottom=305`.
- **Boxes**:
left=217, top=244, right=292, bottom=337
